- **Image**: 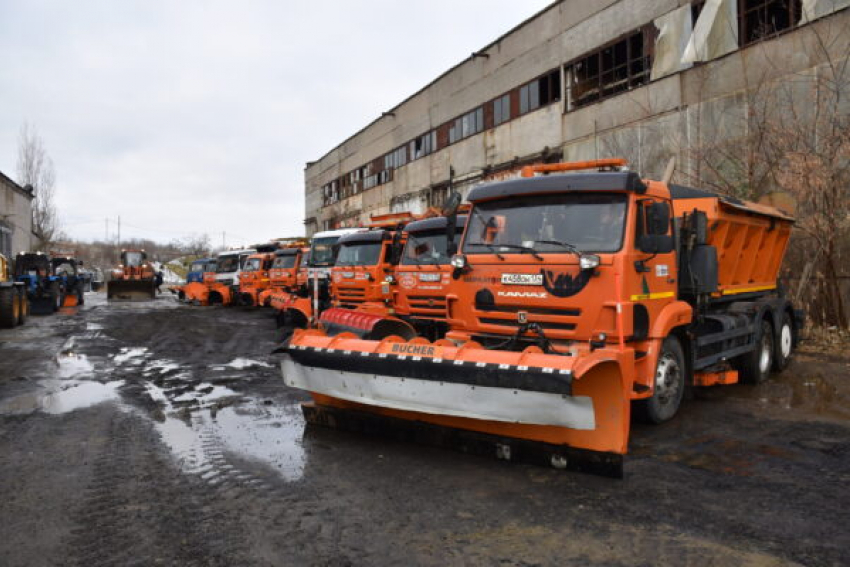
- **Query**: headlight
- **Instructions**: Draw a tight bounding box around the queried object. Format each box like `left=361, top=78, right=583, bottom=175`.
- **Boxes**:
left=451, top=254, right=467, bottom=269
left=580, top=254, right=600, bottom=270
left=385, top=274, right=395, bottom=284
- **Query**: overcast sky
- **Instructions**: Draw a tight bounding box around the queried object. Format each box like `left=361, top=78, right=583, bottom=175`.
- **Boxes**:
left=0, top=1, right=552, bottom=248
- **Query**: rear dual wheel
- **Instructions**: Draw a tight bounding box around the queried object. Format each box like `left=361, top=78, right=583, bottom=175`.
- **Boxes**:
left=737, top=320, right=774, bottom=384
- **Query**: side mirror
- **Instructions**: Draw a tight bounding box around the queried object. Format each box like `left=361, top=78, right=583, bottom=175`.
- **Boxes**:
left=442, top=192, right=462, bottom=217
left=638, top=235, right=674, bottom=254
left=647, top=202, right=671, bottom=235
left=389, top=232, right=403, bottom=265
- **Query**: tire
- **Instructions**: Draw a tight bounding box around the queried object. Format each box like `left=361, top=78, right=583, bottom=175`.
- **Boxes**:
left=773, top=311, right=793, bottom=372
left=0, top=288, right=16, bottom=328
left=737, top=319, right=774, bottom=384
left=51, top=282, right=62, bottom=312
left=640, top=336, right=686, bottom=424
left=16, top=288, right=27, bottom=325
left=77, top=285, right=85, bottom=306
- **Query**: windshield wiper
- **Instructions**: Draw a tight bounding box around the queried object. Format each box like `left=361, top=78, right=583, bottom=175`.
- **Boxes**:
left=532, top=239, right=581, bottom=257
left=492, top=243, right=543, bottom=261
left=465, top=241, right=505, bottom=260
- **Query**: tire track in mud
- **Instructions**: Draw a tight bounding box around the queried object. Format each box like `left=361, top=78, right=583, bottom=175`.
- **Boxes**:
left=66, top=410, right=250, bottom=567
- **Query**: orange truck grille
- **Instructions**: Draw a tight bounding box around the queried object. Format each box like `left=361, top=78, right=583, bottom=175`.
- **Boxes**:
left=408, top=295, right=448, bottom=317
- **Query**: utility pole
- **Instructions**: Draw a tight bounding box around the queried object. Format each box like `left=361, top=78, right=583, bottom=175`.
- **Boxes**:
left=117, top=216, right=121, bottom=246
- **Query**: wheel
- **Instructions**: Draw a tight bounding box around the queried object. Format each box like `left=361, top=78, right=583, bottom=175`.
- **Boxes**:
left=773, top=311, right=793, bottom=372
left=737, top=319, right=774, bottom=384
left=640, top=336, right=686, bottom=424
left=77, top=285, right=85, bottom=306
left=0, top=288, right=16, bottom=328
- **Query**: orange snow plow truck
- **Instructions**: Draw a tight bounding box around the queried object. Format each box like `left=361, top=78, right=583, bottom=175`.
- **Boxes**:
left=279, top=160, right=801, bottom=476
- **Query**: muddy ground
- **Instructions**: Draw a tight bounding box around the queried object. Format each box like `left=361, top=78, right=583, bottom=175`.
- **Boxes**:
left=0, top=293, right=848, bottom=567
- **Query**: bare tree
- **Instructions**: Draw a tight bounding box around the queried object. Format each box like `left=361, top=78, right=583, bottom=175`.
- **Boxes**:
left=17, top=122, right=59, bottom=251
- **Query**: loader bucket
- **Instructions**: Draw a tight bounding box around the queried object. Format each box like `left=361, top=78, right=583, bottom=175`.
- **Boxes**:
left=107, top=280, right=156, bottom=301
left=280, top=330, right=632, bottom=473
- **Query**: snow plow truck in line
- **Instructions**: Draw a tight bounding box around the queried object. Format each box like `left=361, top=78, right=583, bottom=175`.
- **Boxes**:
left=279, top=159, right=801, bottom=477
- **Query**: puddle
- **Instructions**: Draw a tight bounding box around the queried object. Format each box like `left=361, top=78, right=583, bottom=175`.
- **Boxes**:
left=720, top=371, right=850, bottom=422
left=56, top=352, right=95, bottom=379
left=146, top=382, right=306, bottom=481
left=113, top=347, right=149, bottom=365
left=219, top=358, right=272, bottom=370
left=0, top=380, right=124, bottom=415
left=41, top=380, right=124, bottom=414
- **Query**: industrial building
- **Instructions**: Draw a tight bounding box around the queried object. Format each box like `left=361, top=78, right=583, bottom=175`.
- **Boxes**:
left=0, top=170, right=34, bottom=258
left=304, top=0, right=849, bottom=234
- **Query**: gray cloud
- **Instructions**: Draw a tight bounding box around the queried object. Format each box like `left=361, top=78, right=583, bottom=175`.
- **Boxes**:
left=0, top=0, right=552, bottom=246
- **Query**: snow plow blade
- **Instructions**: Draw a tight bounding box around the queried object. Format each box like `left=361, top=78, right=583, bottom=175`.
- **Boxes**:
left=107, top=280, right=156, bottom=301
left=280, top=330, right=632, bottom=475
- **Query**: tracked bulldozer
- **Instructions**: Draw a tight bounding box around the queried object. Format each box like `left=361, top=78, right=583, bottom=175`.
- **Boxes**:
left=279, top=159, right=801, bottom=477
left=107, top=249, right=156, bottom=301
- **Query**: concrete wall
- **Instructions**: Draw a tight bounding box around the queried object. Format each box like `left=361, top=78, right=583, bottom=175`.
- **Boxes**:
left=0, top=172, right=34, bottom=259
left=305, top=1, right=850, bottom=234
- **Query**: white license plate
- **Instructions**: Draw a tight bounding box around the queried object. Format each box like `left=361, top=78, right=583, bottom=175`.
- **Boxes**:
left=419, top=273, right=441, bottom=282
left=501, top=273, right=543, bottom=286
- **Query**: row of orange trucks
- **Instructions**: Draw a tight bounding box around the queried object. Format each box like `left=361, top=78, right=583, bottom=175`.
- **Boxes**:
left=183, top=160, right=803, bottom=477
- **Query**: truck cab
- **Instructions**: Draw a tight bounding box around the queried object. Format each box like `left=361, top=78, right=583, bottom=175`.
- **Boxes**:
left=330, top=229, right=403, bottom=314
left=238, top=252, right=275, bottom=306
left=392, top=215, right=467, bottom=338
left=187, top=258, right=214, bottom=284
left=269, top=247, right=305, bottom=292
left=214, top=249, right=256, bottom=287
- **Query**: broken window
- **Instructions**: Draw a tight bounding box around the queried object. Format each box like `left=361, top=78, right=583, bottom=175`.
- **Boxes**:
left=493, top=94, right=511, bottom=126
left=739, top=0, right=802, bottom=45
left=519, top=70, right=561, bottom=115
left=564, top=30, right=650, bottom=111
left=409, top=130, right=437, bottom=160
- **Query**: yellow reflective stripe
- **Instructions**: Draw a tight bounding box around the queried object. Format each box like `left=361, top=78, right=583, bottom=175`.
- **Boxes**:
left=629, top=291, right=675, bottom=301
left=721, top=284, right=776, bottom=295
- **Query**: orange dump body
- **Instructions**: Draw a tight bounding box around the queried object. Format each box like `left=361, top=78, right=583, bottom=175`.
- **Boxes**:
left=671, top=193, right=793, bottom=297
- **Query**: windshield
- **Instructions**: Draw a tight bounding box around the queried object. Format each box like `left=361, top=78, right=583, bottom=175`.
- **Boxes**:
left=272, top=255, right=297, bottom=269
left=243, top=258, right=262, bottom=272
left=335, top=242, right=382, bottom=267
left=205, top=262, right=217, bottom=272
left=463, top=193, right=628, bottom=255
left=300, top=254, right=309, bottom=267
left=217, top=255, right=239, bottom=273
left=402, top=230, right=456, bottom=265
left=309, top=237, right=339, bottom=267
left=190, top=262, right=205, bottom=272
left=54, top=262, right=75, bottom=275
left=124, top=252, right=143, bottom=267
